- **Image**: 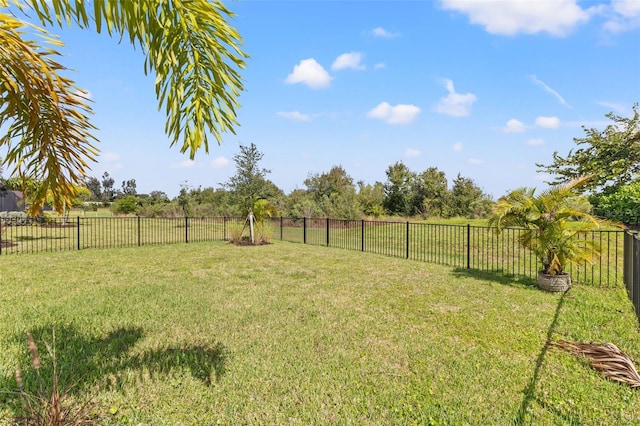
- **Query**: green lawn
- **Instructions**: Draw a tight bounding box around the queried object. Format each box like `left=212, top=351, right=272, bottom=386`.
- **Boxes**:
left=0, top=241, right=638, bottom=424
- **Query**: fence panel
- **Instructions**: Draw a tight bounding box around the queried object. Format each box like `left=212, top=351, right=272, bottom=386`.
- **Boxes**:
left=278, top=217, right=624, bottom=288
left=328, top=219, right=362, bottom=252
left=0, top=214, right=626, bottom=288
left=408, top=223, right=467, bottom=268
left=0, top=217, right=77, bottom=254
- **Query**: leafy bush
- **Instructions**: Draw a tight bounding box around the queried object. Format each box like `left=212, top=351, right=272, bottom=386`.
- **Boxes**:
left=110, top=196, right=140, bottom=215
left=0, top=211, right=29, bottom=226
left=40, top=213, right=58, bottom=225
left=593, top=182, right=640, bottom=225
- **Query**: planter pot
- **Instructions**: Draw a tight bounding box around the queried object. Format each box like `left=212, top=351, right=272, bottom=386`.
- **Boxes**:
left=537, top=271, right=571, bottom=292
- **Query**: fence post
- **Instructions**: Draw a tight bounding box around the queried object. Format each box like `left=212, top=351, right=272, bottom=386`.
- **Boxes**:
left=634, top=234, right=640, bottom=324
left=326, top=218, right=330, bottom=247
left=185, top=216, right=189, bottom=243
left=280, top=216, right=283, bottom=240
left=138, top=215, right=141, bottom=246
left=223, top=216, right=227, bottom=240
left=467, top=224, right=471, bottom=269
left=303, top=217, right=307, bottom=244
left=361, top=219, right=365, bottom=252
left=406, top=221, right=410, bottom=259
left=77, top=216, right=81, bottom=250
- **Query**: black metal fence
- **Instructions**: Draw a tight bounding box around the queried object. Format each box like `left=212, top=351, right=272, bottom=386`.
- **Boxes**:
left=624, top=231, right=640, bottom=322
left=0, top=215, right=626, bottom=288
left=278, top=217, right=624, bottom=288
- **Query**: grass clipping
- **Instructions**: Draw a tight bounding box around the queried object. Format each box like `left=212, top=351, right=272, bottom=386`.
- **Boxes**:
left=552, top=340, right=640, bottom=388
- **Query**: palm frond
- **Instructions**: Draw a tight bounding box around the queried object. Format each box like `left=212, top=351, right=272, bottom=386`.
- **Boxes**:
left=552, top=340, right=640, bottom=388
left=0, top=12, right=97, bottom=214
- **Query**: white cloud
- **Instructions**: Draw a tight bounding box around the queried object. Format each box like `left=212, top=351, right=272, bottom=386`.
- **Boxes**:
left=535, top=116, right=561, bottom=128
left=594, top=101, right=628, bottom=113
left=453, top=142, right=464, bottom=151
left=530, top=75, right=573, bottom=109
left=374, top=62, right=386, bottom=70
left=405, top=148, right=421, bottom=158
left=211, top=157, right=229, bottom=168
left=285, top=58, right=332, bottom=89
left=434, top=79, right=477, bottom=117
left=525, top=138, right=545, bottom=146
left=604, top=0, right=640, bottom=32
left=371, top=27, right=399, bottom=38
left=367, top=102, right=421, bottom=125
left=332, top=52, right=365, bottom=71
left=173, top=159, right=197, bottom=169
left=277, top=111, right=312, bottom=122
left=503, top=118, right=525, bottom=133
left=612, top=0, right=640, bottom=17
left=101, top=152, right=120, bottom=161
left=439, top=0, right=591, bottom=36
left=468, top=158, right=484, bottom=165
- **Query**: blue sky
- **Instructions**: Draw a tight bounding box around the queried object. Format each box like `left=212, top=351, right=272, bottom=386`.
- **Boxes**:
left=10, top=0, right=640, bottom=198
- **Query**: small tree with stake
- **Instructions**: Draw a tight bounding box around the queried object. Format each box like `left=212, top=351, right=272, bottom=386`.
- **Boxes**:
left=224, top=143, right=275, bottom=244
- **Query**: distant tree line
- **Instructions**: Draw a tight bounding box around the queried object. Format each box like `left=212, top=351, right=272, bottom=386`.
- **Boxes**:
left=70, top=142, right=493, bottom=220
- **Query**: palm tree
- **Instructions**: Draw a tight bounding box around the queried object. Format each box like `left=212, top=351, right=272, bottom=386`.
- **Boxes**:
left=1, top=0, right=246, bottom=214
left=488, top=177, right=617, bottom=289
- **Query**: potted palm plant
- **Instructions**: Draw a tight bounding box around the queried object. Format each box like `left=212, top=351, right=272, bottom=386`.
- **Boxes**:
left=488, top=177, right=618, bottom=292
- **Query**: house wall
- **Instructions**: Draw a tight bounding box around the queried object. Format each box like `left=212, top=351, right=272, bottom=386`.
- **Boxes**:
left=0, top=190, right=23, bottom=212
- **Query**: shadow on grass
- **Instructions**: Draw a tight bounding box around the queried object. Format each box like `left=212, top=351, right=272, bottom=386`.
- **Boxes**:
left=13, top=235, right=68, bottom=242
left=514, top=291, right=572, bottom=424
left=450, top=267, right=537, bottom=288
left=1, top=323, right=227, bottom=414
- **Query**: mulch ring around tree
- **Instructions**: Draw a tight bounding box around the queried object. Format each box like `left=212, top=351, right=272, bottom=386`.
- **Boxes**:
left=230, top=238, right=271, bottom=247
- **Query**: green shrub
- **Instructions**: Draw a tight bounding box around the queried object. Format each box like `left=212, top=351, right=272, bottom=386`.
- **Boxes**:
left=0, top=211, right=29, bottom=226
left=594, top=182, right=640, bottom=225
left=111, top=196, right=140, bottom=215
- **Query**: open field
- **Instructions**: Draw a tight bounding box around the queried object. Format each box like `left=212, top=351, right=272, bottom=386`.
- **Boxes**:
left=1, top=241, right=638, bottom=424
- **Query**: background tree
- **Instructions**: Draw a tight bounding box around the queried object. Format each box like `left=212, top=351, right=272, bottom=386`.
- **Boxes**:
left=413, top=167, right=449, bottom=218
left=448, top=174, right=492, bottom=218
left=357, top=181, right=385, bottom=217
left=537, top=104, right=639, bottom=195
left=224, top=143, right=272, bottom=214
left=177, top=181, right=193, bottom=217
left=121, top=179, right=137, bottom=196
left=101, top=172, right=115, bottom=203
left=83, top=176, right=102, bottom=201
left=147, top=190, right=170, bottom=205
left=304, top=165, right=360, bottom=219
left=284, top=189, right=321, bottom=219
left=383, top=162, right=416, bottom=216
left=1, top=0, right=246, bottom=214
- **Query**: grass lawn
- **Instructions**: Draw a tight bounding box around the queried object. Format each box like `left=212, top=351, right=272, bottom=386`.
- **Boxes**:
left=0, top=241, right=638, bottom=424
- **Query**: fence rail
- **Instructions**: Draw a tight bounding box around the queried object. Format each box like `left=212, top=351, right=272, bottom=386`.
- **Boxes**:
left=0, top=215, right=626, bottom=288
